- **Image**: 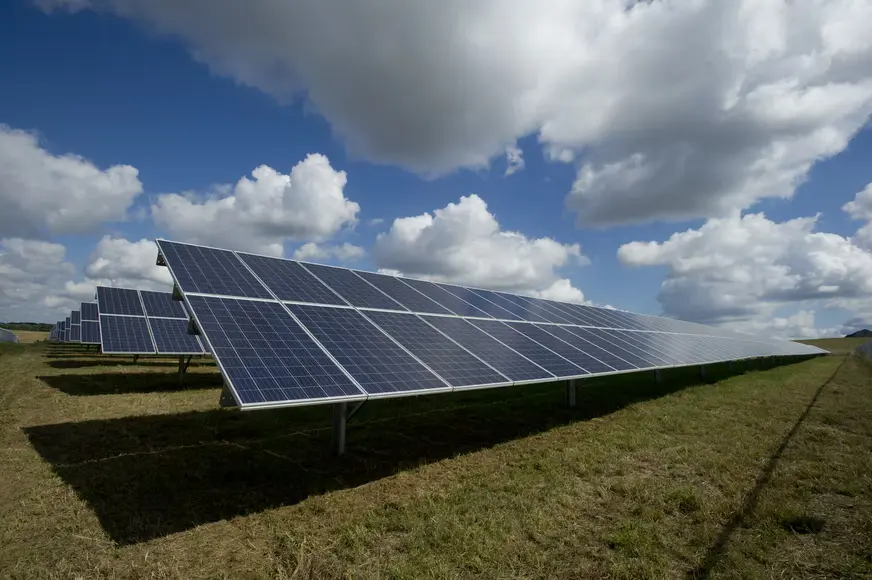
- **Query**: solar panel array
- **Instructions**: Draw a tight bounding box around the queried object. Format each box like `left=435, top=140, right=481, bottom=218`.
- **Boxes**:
left=156, top=239, right=826, bottom=411
left=96, top=287, right=207, bottom=355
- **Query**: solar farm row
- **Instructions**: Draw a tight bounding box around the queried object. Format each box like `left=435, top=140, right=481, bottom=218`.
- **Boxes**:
left=155, top=239, right=826, bottom=411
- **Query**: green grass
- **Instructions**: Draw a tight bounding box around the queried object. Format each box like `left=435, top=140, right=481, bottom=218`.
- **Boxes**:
left=0, top=340, right=870, bottom=579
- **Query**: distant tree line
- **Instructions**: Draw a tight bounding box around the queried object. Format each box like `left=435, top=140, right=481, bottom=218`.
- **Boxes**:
left=0, top=323, right=53, bottom=331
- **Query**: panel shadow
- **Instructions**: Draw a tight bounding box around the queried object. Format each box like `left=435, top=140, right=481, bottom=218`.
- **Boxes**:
left=25, top=371, right=698, bottom=545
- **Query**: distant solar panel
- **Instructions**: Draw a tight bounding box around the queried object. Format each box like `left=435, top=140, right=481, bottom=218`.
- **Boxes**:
left=81, top=302, right=99, bottom=321
left=81, top=320, right=100, bottom=344
left=140, top=289, right=188, bottom=318
left=97, top=287, right=144, bottom=316
left=187, top=296, right=364, bottom=407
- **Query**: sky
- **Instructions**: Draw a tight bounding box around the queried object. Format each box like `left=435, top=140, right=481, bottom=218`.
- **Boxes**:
left=1, top=0, right=872, bottom=339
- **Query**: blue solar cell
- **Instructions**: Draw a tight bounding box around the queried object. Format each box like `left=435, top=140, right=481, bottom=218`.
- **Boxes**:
left=468, top=319, right=586, bottom=378
left=301, top=263, right=406, bottom=311
left=395, top=278, right=494, bottom=318
left=538, top=325, right=638, bottom=371
left=81, top=321, right=101, bottom=344
left=422, top=315, right=554, bottom=382
left=70, top=324, right=81, bottom=342
left=188, top=296, right=364, bottom=405
left=140, top=290, right=189, bottom=318
left=363, top=311, right=510, bottom=388
left=287, top=304, right=449, bottom=396
left=504, top=322, right=613, bottom=374
left=149, top=317, right=204, bottom=354
left=354, top=271, right=453, bottom=315
left=238, top=253, right=348, bottom=305
left=80, top=303, right=99, bottom=321
left=99, top=315, right=155, bottom=353
left=71, top=310, right=81, bottom=325
left=157, top=240, right=272, bottom=299
left=435, top=284, right=525, bottom=320
left=97, top=287, right=144, bottom=316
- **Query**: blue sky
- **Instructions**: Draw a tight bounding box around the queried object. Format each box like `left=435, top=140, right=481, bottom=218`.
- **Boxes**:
left=2, top=0, right=872, bottom=338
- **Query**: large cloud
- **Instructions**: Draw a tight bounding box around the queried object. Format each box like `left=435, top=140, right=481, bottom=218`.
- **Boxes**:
left=36, top=0, right=872, bottom=225
left=0, top=125, right=142, bottom=238
left=151, top=154, right=360, bottom=256
left=373, top=194, right=587, bottom=302
left=617, top=212, right=872, bottom=336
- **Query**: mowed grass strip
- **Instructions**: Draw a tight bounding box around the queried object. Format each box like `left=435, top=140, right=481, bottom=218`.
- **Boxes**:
left=0, top=342, right=869, bottom=579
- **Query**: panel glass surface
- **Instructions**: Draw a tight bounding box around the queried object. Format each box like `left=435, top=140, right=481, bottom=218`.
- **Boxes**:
left=157, top=240, right=272, bottom=299
left=505, top=322, right=614, bottom=374
left=70, top=324, right=81, bottom=342
left=70, top=311, right=81, bottom=325
left=396, top=278, right=494, bottom=318
left=363, top=311, right=510, bottom=387
left=188, top=296, right=363, bottom=405
left=422, top=315, right=554, bottom=382
left=80, top=303, right=99, bottom=321
left=140, top=290, right=189, bottom=318
left=149, top=317, right=204, bottom=354
left=99, top=315, right=155, bottom=353
left=301, top=263, right=406, bottom=311
left=468, top=319, right=585, bottom=378
left=238, top=254, right=347, bottom=305
left=81, top=321, right=100, bottom=344
left=96, top=287, right=144, bottom=316
left=287, top=304, right=448, bottom=395
left=539, top=325, right=638, bottom=371
left=354, top=271, right=453, bottom=315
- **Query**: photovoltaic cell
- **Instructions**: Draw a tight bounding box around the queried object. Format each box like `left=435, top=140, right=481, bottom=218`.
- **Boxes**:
left=157, top=240, right=272, bottom=299
left=188, top=296, right=364, bottom=406
left=354, top=271, right=453, bottom=315
left=81, top=303, right=99, bottom=321
left=81, top=321, right=101, bottom=344
left=149, top=317, right=204, bottom=354
left=468, top=319, right=585, bottom=378
left=71, top=310, right=81, bottom=325
left=238, top=253, right=348, bottom=305
left=422, top=315, right=554, bottom=382
left=97, top=287, right=144, bottom=316
left=363, top=310, right=510, bottom=388
left=140, top=290, right=189, bottom=318
left=99, top=315, right=155, bottom=353
left=287, top=304, right=448, bottom=396
left=301, top=263, right=406, bottom=311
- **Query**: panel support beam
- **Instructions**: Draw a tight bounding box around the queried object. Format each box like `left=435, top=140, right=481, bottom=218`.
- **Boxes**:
left=566, top=380, right=577, bottom=409
left=332, top=402, right=348, bottom=456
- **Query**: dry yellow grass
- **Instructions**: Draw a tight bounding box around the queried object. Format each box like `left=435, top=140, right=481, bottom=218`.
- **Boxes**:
left=0, top=340, right=870, bottom=579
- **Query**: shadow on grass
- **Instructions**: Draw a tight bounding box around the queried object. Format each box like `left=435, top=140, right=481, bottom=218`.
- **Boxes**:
left=25, top=359, right=810, bottom=546
left=46, top=358, right=215, bottom=369
left=38, top=371, right=224, bottom=395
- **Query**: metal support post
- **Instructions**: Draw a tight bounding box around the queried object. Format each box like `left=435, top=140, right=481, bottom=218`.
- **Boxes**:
left=566, top=380, right=577, bottom=408
left=332, top=402, right=348, bottom=456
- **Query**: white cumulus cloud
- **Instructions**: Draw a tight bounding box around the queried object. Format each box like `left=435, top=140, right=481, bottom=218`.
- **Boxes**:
left=0, top=125, right=142, bottom=238
left=373, top=194, right=587, bottom=301
left=151, top=154, right=360, bottom=256
left=35, top=0, right=872, bottom=226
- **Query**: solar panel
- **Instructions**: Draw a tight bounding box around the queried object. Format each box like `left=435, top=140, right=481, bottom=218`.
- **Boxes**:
left=157, top=240, right=272, bottom=299
left=237, top=253, right=348, bottom=305
left=186, top=296, right=365, bottom=407
left=362, top=310, right=510, bottom=388
left=140, top=290, right=188, bottom=318
left=286, top=304, right=450, bottom=396
left=97, top=287, right=144, bottom=316
left=81, top=321, right=100, bottom=344
left=99, top=315, right=155, bottom=354
left=149, top=317, right=205, bottom=355
left=300, top=263, right=407, bottom=311
left=81, top=302, right=99, bottom=321
left=70, top=324, right=81, bottom=342
left=422, top=315, right=555, bottom=382
left=70, top=310, right=81, bottom=325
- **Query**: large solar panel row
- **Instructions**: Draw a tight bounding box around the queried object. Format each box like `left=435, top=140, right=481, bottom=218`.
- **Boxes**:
left=96, top=286, right=207, bottom=355
left=156, top=239, right=826, bottom=410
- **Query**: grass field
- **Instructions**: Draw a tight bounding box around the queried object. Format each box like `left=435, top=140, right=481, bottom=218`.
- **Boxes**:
left=1, top=341, right=870, bottom=579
